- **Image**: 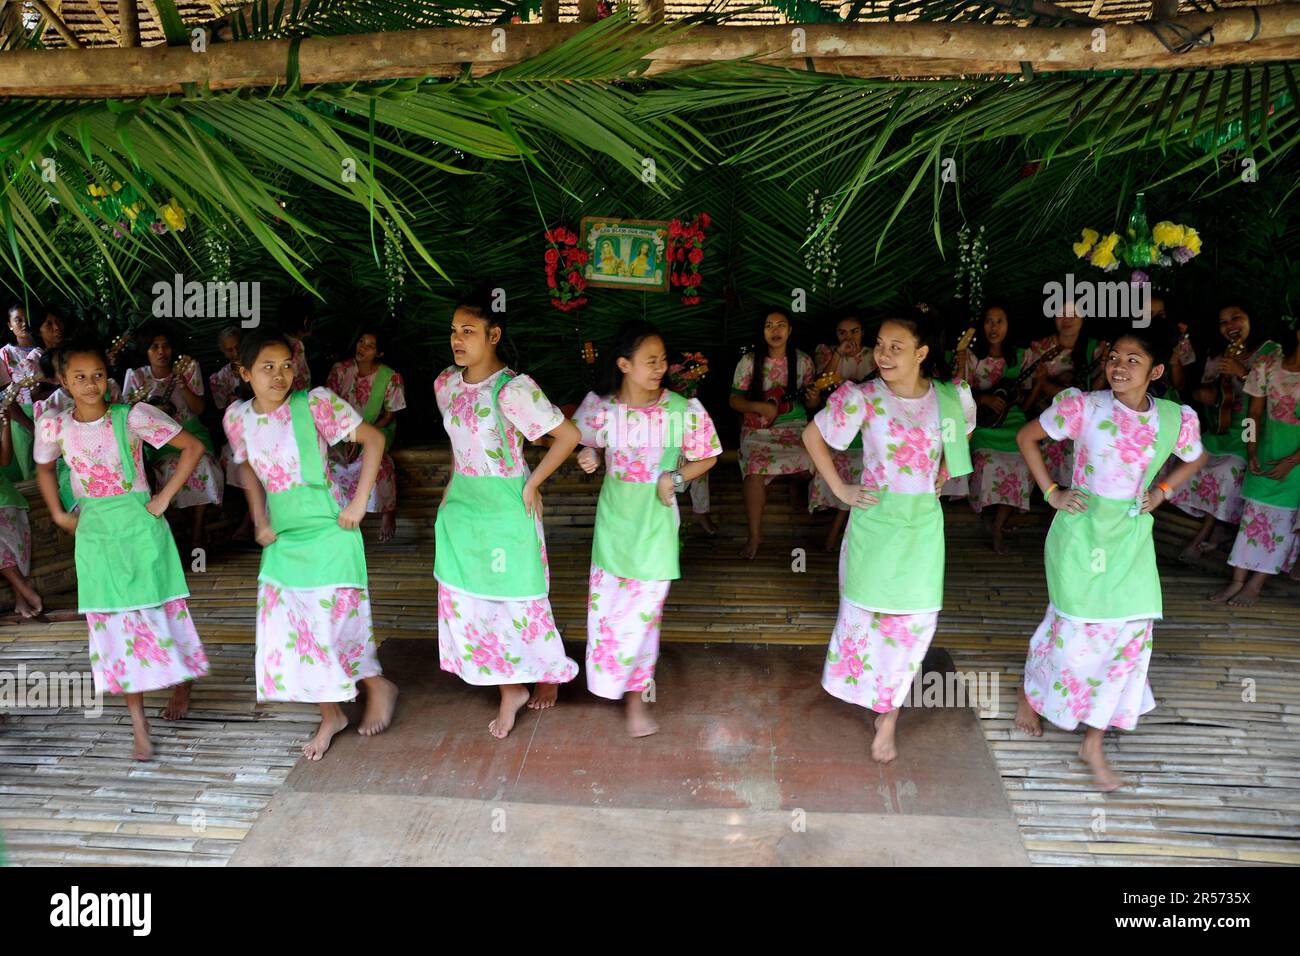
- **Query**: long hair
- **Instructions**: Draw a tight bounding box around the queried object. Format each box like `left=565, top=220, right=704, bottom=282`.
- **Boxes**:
left=594, top=321, right=664, bottom=399
left=745, top=307, right=797, bottom=401
left=969, top=300, right=1016, bottom=361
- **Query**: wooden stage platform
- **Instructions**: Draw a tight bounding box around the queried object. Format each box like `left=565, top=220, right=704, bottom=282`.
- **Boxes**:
left=1, top=449, right=1297, bottom=866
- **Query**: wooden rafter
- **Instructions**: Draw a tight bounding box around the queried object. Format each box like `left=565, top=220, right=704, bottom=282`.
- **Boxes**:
left=2, top=6, right=1298, bottom=97
left=84, top=0, right=121, bottom=41
left=119, top=0, right=140, bottom=47
left=27, top=0, right=84, bottom=47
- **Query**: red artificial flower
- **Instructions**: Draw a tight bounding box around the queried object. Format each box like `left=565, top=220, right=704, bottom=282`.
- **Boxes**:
left=568, top=271, right=580, bottom=284
left=577, top=251, right=589, bottom=264
left=699, top=213, right=711, bottom=228
left=669, top=221, right=681, bottom=237
left=547, top=276, right=557, bottom=288
left=545, top=248, right=559, bottom=265
left=688, top=248, right=704, bottom=264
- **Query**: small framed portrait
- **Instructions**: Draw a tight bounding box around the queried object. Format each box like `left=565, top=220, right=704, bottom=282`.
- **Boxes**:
left=579, top=217, right=670, bottom=292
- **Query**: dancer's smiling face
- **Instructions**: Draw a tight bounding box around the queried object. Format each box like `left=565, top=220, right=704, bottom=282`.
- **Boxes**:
left=874, top=320, right=927, bottom=384
left=240, top=342, right=294, bottom=407
left=1105, top=335, right=1164, bottom=396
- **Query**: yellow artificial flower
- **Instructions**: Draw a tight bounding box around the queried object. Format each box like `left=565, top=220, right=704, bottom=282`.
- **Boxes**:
left=1072, top=227, right=1100, bottom=258
left=88, top=183, right=106, bottom=198
left=111, top=181, right=122, bottom=192
left=1090, top=232, right=1120, bottom=269
left=161, top=198, right=186, bottom=233
left=1183, top=227, right=1202, bottom=255
left=1151, top=221, right=1185, bottom=248
left=124, top=202, right=140, bottom=221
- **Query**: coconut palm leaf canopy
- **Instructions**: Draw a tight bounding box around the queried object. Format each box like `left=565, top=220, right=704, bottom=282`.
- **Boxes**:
left=1, top=0, right=1298, bottom=405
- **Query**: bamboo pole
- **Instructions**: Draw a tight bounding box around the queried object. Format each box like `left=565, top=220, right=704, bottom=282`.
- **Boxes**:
left=84, top=0, right=121, bottom=42
left=119, top=0, right=141, bottom=47
left=27, top=0, right=84, bottom=48
left=0, top=7, right=1298, bottom=97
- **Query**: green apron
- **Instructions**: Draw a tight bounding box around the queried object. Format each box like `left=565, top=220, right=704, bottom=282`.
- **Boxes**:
left=145, top=415, right=216, bottom=462
left=590, top=391, right=687, bottom=582
left=433, top=373, right=547, bottom=600
left=56, top=458, right=75, bottom=513
left=74, top=405, right=189, bottom=614
left=1044, top=396, right=1181, bottom=622
left=258, top=391, right=368, bottom=590
left=361, top=364, right=397, bottom=453
left=842, top=380, right=972, bottom=613
left=970, top=349, right=1027, bottom=454
left=0, top=471, right=28, bottom=511
left=1240, top=414, right=1300, bottom=509
left=1, top=405, right=36, bottom=482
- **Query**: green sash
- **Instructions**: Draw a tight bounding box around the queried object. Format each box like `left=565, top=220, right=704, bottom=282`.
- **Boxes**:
left=1044, top=396, right=1181, bottom=621
left=843, top=491, right=945, bottom=613
left=258, top=391, right=368, bottom=590
left=360, top=364, right=397, bottom=452
left=590, top=392, right=687, bottom=582
left=56, top=458, right=75, bottom=513
left=433, top=373, right=548, bottom=600
left=74, top=405, right=189, bottom=613
left=145, top=415, right=216, bottom=462
left=1241, top=415, right=1300, bottom=509
left=933, top=379, right=973, bottom=479
left=1201, top=410, right=1248, bottom=460
left=1, top=405, right=36, bottom=482
left=970, top=349, right=1026, bottom=454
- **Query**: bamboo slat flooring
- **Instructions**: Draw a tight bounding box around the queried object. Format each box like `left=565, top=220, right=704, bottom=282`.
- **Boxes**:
left=1, top=446, right=1297, bottom=866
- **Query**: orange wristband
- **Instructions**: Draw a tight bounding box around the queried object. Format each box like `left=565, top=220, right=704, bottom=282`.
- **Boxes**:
left=1157, top=481, right=1173, bottom=495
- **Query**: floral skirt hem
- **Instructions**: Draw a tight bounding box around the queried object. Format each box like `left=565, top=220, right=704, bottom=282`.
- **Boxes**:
left=1228, top=500, right=1300, bottom=575
left=586, top=565, right=669, bottom=700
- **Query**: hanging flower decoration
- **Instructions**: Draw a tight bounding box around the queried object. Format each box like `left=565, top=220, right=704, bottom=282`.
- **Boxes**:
left=1073, top=194, right=1201, bottom=273
left=953, top=224, right=988, bottom=317
left=667, top=352, right=709, bottom=398
left=544, top=226, right=589, bottom=313
left=803, top=191, right=838, bottom=292
left=668, top=212, right=708, bottom=306
left=382, top=219, right=405, bottom=320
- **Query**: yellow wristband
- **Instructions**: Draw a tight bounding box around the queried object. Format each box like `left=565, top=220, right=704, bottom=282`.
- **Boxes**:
left=1044, top=483, right=1060, bottom=499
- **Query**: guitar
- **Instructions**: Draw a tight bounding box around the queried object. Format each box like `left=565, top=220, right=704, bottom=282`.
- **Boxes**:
left=0, top=375, right=42, bottom=416
left=1209, top=337, right=1249, bottom=436
left=744, top=387, right=794, bottom=429
left=976, top=344, right=1063, bottom=429
left=126, top=355, right=197, bottom=412
left=106, top=330, right=132, bottom=367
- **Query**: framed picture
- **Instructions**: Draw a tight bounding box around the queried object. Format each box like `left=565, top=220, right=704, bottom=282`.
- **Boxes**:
left=578, top=217, right=670, bottom=292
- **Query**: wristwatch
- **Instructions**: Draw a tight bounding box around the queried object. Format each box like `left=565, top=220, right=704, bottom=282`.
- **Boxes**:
left=669, top=470, right=685, bottom=493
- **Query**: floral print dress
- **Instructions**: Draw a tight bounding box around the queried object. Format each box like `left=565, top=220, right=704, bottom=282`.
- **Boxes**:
left=209, top=362, right=246, bottom=490
left=224, top=387, right=383, bottom=703
left=123, top=363, right=224, bottom=509
left=732, top=351, right=814, bottom=481
left=1023, top=337, right=1104, bottom=489
left=574, top=390, right=722, bottom=699
left=1023, top=389, right=1203, bottom=732
left=815, top=378, right=977, bottom=713
left=0, top=343, right=38, bottom=402
left=433, top=366, right=579, bottom=687
left=809, top=343, right=875, bottom=512
left=325, top=359, right=406, bottom=514
left=33, top=403, right=209, bottom=695
left=1227, top=343, right=1300, bottom=575
left=1167, top=345, right=1263, bottom=524
left=961, top=351, right=1033, bottom=513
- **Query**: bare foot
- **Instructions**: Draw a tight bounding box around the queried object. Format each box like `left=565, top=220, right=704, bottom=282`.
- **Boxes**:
left=132, top=731, right=154, bottom=762
left=14, top=595, right=35, bottom=619
left=1208, top=582, right=1244, bottom=604
left=626, top=693, right=659, bottom=738
left=489, top=684, right=531, bottom=739
left=358, top=676, right=398, bottom=736
left=161, top=682, right=191, bottom=721
left=693, top=513, right=718, bottom=536
left=991, top=528, right=1011, bottom=555
left=1079, top=736, right=1122, bottom=792
left=379, top=511, right=396, bottom=544
left=1227, top=580, right=1265, bottom=608
left=303, top=710, right=349, bottom=760
left=527, top=682, right=558, bottom=710
left=1179, top=544, right=1202, bottom=564
left=1014, top=688, right=1042, bottom=736
left=871, top=711, right=899, bottom=763
left=740, top=537, right=761, bottom=560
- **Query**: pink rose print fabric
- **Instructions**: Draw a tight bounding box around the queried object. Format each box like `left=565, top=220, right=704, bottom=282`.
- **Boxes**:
left=810, top=344, right=875, bottom=510
left=0, top=343, right=39, bottom=403
left=433, top=366, right=577, bottom=687
left=0, top=505, right=31, bottom=574
left=573, top=390, right=721, bottom=698
left=1022, top=607, right=1156, bottom=732
left=326, top=358, right=408, bottom=514
left=254, top=583, right=381, bottom=703
left=208, top=362, right=243, bottom=411
left=85, top=599, right=209, bottom=696
left=813, top=378, right=976, bottom=713
left=731, top=350, right=815, bottom=481
left=34, top=402, right=181, bottom=498
left=122, top=361, right=224, bottom=509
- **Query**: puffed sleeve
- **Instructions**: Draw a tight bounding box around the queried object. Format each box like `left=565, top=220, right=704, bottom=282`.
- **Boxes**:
left=307, top=386, right=363, bottom=445
left=127, top=402, right=183, bottom=448
left=498, top=374, right=564, bottom=441
left=681, top=397, right=722, bottom=461
left=814, top=382, right=868, bottom=451
left=1039, top=387, right=1087, bottom=442
left=573, top=391, right=608, bottom=448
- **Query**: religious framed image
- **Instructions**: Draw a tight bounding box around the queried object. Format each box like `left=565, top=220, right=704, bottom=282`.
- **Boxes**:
left=579, top=217, right=670, bottom=292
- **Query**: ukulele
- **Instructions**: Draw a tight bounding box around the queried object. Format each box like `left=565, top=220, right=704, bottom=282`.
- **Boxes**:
left=106, top=330, right=132, bottom=367
left=1209, top=336, right=1249, bottom=436
left=0, top=375, right=42, bottom=415
left=127, top=355, right=196, bottom=412
left=977, top=344, right=1063, bottom=429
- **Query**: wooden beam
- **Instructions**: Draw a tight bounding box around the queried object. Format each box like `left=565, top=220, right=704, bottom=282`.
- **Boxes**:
left=119, top=0, right=140, bottom=47
left=577, top=0, right=599, bottom=22
left=2, top=8, right=1299, bottom=97
left=85, top=0, right=121, bottom=42
left=28, top=0, right=84, bottom=47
